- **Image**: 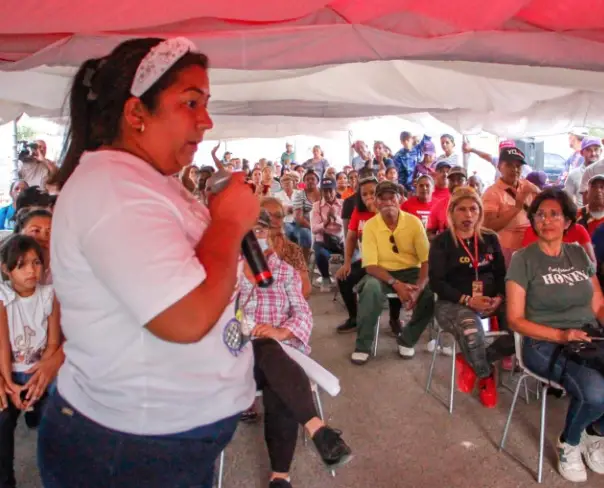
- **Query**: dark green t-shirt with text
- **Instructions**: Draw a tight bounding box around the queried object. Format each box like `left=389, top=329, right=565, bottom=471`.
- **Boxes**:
left=506, top=243, right=596, bottom=329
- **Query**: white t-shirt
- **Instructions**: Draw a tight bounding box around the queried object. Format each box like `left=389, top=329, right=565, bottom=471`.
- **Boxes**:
left=50, top=150, right=254, bottom=435
left=274, top=190, right=297, bottom=223
left=564, top=164, right=587, bottom=206
left=580, top=158, right=604, bottom=193
left=18, top=160, right=51, bottom=189
left=0, top=283, right=53, bottom=373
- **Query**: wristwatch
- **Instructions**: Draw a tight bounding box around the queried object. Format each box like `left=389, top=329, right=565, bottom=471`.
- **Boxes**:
left=387, top=277, right=398, bottom=286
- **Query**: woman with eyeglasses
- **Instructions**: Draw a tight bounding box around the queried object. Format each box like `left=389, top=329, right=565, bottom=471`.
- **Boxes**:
left=240, top=210, right=352, bottom=487
left=260, top=197, right=311, bottom=298
left=507, top=187, right=604, bottom=483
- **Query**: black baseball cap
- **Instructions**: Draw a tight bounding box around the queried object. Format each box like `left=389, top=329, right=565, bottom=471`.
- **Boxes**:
left=435, top=159, right=453, bottom=171
left=375, top=180, right=402, bottom=197
left=321, top=178, right=336, bottom=190
left=499, top=147, right=527, bottom=164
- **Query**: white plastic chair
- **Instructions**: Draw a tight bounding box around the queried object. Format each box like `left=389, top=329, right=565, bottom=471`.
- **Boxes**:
left=372, top=293, right=400, bottom=356
left=215, top=344, right=341, bottom=487
left=425, top=316, right=508, bottom=414
left=498, top=332, right=566, bottom=484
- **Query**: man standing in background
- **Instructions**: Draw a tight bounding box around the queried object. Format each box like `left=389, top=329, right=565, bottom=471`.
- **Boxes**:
left=565, top=137, right=601, bottom=206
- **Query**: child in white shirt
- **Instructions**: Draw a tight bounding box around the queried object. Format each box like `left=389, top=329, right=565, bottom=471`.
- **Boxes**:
left=0, top=234, right=60, bottom=486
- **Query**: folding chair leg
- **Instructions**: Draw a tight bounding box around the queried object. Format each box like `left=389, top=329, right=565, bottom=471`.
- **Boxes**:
left=537, top=385, right=549, bottom=484
left=314, top=388, right=325, bottom=421
left=372, top=316, right=380, bottom=357
left=425, top=327, right=442, bottom=392
left=216, top=450, right=225, bottom=488
left=499, top=373, right=529, bottom=451
left=448, top=339, right=457, bottom=414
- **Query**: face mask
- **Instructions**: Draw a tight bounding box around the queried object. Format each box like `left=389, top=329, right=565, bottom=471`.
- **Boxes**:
left=257, top=238, right=269, bottom=252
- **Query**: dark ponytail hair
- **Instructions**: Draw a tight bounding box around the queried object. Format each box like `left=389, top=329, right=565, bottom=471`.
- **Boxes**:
left=51, top=38, right=209, bottom=189
left=0, top=234, right=45, bottom=276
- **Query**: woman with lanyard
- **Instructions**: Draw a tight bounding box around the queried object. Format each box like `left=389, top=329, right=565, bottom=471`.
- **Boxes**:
left=37, top=37, right=259, bottom=487
left=428, top=187, right=514, bottom=407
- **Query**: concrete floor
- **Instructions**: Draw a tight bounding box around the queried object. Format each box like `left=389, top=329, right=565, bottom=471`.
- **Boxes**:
left=12, top=292, right=604, bottom=487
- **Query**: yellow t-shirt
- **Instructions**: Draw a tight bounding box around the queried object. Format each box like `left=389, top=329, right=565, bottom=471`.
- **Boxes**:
left=361, top=211, right=429, bottom=271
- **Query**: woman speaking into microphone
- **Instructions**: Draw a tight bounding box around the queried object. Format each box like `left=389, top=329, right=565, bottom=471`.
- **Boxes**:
left=38, top=38, right=259, bottom=487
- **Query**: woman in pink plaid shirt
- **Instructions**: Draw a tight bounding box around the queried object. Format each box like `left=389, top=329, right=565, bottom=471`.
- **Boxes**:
left=238, top=210, right=352, bottom=488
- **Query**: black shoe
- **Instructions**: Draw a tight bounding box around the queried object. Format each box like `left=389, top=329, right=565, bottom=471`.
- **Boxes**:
left=336, top=320, right=357, bottom=334
left=269, top=479, right=292, bottom=488
left=24, top=410, right=40, bottom=429
left=389, top=318, right=402, bottom=336
left=240, top=404, right=261, bottom=424
left=311, top=426, right=353, bottom=469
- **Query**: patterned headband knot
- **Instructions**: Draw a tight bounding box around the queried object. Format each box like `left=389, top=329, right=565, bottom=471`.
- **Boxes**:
left=130, top=37, right=198, bottom=97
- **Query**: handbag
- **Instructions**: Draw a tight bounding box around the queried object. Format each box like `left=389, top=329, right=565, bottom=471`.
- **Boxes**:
left=548, top=324, right=604, bottom=386
left=322, top=232, right=344, bottom=254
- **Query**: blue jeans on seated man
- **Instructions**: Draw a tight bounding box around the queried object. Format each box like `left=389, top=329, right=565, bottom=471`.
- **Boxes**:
left=523, top=338, right=604, bottom=446
left=38, top=392, right=240, bottom=488
left=313, top=240, right=342, bottom=280
left=0, top=372, right=49, bottom=488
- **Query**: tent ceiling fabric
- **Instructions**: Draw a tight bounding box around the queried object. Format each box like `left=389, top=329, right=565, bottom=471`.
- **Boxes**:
left=1, top=1, right=604, bottom=137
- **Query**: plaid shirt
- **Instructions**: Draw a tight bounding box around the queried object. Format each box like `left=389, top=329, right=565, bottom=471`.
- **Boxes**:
left=393, top=135, right=430, bottom=191
left=239, top=253, right=313, bottom=354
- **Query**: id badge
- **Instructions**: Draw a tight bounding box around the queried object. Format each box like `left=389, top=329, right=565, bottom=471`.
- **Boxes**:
left=471, top=280, right=484, bottom=297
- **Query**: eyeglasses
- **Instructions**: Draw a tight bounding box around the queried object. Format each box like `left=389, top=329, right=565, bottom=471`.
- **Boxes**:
left=389, top=235, right=399, bottom=254
left=266, top=211, right=284, bottom=219
left=534, top=211, right=564, bottom=222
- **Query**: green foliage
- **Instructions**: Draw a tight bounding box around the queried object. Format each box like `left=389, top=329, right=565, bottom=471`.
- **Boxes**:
left=16, top=124, right=36, bottom=141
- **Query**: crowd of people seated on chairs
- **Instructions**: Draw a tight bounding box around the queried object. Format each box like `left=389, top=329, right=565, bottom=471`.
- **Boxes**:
left=3, top=131, right=604, bottom=486
left=186, top=134, right=604, bottom=484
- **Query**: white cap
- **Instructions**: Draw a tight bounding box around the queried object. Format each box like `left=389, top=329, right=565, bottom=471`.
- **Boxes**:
left=570, top=127, right=589, bottom=137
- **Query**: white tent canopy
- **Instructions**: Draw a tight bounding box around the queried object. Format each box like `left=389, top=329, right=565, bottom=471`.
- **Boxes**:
left=2, top=1, right=604, bottom=137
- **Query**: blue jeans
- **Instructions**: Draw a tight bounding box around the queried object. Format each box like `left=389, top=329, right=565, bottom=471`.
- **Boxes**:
left=284, top=222, right=298, bottom=244
left=289, top=224, right=311, bottom=249
left=0, top=372, right=49, bottom=488
left=523, top=338, right=604, bottom=445
left=313, top=241, right=333, bottom=279
left=38, top=392, right=240, bottom=488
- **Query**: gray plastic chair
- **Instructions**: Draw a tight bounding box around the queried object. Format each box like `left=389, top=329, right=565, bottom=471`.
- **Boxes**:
left=499, top=332, right=566, bottom=484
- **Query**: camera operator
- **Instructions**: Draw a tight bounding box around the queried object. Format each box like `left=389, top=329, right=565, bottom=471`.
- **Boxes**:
left=17, top=139, right=58, bottom=190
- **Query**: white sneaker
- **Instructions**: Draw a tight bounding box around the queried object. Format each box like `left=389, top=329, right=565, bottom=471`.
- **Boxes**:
left=350, top=351, right=369, bottom=365
left=557, top=437, right=588, bottom=482
left=424, top=340, right=453, bottom=357
left=582, top=431, right=604, bottom=474
left=398, top=345, right=415, bottom=359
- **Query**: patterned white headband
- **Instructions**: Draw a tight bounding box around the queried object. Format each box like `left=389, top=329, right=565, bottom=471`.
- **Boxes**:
left=130, top=37, right=198, bottom=97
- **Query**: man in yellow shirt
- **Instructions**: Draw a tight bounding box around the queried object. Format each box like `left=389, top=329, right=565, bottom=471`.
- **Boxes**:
left=351, top=181, right=434, bottom=365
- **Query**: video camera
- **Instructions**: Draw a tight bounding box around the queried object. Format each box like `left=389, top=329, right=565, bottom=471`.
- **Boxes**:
left=17, top=141, right=39, bottom=163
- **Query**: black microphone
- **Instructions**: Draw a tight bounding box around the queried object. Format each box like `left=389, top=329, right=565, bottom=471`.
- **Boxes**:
left=206, top=169, right=274, bottom=288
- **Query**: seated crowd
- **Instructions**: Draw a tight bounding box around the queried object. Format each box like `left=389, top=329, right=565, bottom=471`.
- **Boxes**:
left=1, top=132, right=604, bottom=486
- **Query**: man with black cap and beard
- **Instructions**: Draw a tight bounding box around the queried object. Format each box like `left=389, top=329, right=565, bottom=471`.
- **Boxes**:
left=482, top=147, right=540, bottom=266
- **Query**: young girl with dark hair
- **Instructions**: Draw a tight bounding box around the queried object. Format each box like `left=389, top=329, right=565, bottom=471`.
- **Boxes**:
left=39, top=37, right=260, bottom=488
left=14, top=209, right=53, bottom=285
left=0, top=235, right=60, bottom=487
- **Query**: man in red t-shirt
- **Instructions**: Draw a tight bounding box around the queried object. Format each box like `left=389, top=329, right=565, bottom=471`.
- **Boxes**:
left=401, top=174, right=434, bottom=228
left=577, top=175, right=604, bottom=236
left=427, top=165, right=467, bottom=238
left=431, top=159, right=452, bottom=202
